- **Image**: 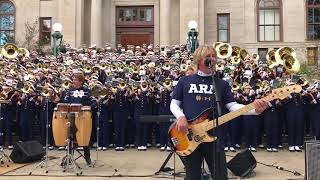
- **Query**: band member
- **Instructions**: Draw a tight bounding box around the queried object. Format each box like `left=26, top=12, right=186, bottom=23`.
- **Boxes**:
left=113, top=85, right=130, bottom=151
left=97, top=94, right=112, bottom=150
left=285, top=90, right=304, bottom=152
left=36, top=94, right=58, bottom=150
left=18, top=89, right=36, bottom=141
left=264, top=90, right=281, bottom=152
left=170, top=45, right=268, bottom=180
left=63, top=73, right=97, bottom=166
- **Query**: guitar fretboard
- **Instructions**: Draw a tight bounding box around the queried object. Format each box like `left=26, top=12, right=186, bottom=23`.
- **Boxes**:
left=203, top=93, right=275, bottom=131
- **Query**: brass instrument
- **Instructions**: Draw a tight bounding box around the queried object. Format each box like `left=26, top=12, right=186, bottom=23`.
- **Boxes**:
left=111, top=63, right=118, bottom=72
left=162, top=62, right=171, bottom=71
left=275, top=47, right=296, bottom=65
left=215, top=61, right=225, bottom=71
left=43, top=63, right=49, bottom=72
left=231, top=56, right=241, bottom=66
left=106, top=71, right=113, bottom=76
left=18, top=48, right=30, bottom=58
left=62, top=79, right=71, bottom=89
left=180, top=63, right=187, bottom=72
left=118, top=63, right=125, bottom=72
left=22, top=84, right=32, bottom=94
left=215, top=43, right=232, bottom=59
left=231, top=82, right=240, bottom=91
left=119, top=79, right=127, bottom=89
left=231, top=46, right=241, bottom=57
left=140, top=81, right=148, bottom=92
left=163, top=78, right=172, bottom=89
left=99, top=62, right=108, bottom=70
left=266, top=49, right=278, bottom=69
left=252, top=54, right=259, bottom=62
left=2, top=43, right=18, bottom=59
left=84, top=64, right=92, bottom=73
left=239, top=49, right=249, bottom=61
left=132, top=65, right=140, bottom=74
left=283, top=54, right=300, bottom=73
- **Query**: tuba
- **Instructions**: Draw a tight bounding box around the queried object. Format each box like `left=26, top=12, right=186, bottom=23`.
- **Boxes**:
left=2, top=43, right=18, bottom=59
left=275, top=47, right=296, bottom=65
left=283, top=54, right=300, bottom=73
left=215, top=43, right=232, bottom=59
left=18, top=48, right=30, bottom=58
left=266, top=49, right=278, bottom=69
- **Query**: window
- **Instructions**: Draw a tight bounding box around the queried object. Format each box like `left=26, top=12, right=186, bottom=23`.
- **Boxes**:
left=0, top=1, right=15, bottom=45
left=307, top=47, right=318, bottom=65
left=257, top=0, right=281, bottom=41
left=39, top=17, right=52, bottom=45
left=217, top=14, right=230, bottom=42
left=307, top=0, right=320, bottom=40
left=117, top=6, right=154, bottom=26
left=258, top=48, right=268, bottom=63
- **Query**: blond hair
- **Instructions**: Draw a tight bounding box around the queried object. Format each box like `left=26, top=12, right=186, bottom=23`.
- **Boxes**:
left=192, top=45, right=217, bottom=70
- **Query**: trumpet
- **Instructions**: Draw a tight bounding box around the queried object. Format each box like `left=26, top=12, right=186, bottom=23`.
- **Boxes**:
left=132, top=65, right=140, bottom=74
left=163, top=78, right=172, bottom=89
left=215, top=61, right=225, bottom=71
left=99, top=62, right=108, bottom=70
left=22, top=84, right=32, bottom=94
left=231, top=81, right=240, bottom=91
left=62, top=79, right=71, bottom=89
left=180, top=63, right=187, bottom=72
left=119, top=79, right=127, bottom=89
left=118, top=64, right=126, bottom=72
left=84, top=64, right=92, bottom=73
left=111, top=63, right=118, bottom=72
left=162, top=62, right=171, bottom=71
left=140, top=81, right=148, bottom=92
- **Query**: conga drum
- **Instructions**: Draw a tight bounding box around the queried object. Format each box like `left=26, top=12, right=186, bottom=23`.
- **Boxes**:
left=52, top=108, right=69, bottom=146
left=75, top=106, right=92, bottom=146
left=57, top=103, right=70, bottom=112
left=70, top=104, right=82, bottom=113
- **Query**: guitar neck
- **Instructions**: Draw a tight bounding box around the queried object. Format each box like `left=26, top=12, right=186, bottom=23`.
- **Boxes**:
left=204, top=93, right=274, bottom=132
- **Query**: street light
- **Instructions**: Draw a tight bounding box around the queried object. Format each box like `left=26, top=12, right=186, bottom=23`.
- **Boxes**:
left=187, top=20, right=199, bottom=54
left=52, top=23, right=63, bottom=57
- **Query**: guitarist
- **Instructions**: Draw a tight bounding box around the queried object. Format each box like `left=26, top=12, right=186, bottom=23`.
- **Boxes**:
left=170, top=45, right=269, bottom=180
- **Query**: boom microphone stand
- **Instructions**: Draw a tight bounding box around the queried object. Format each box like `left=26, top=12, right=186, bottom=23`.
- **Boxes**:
left=205, top=58, right=222, bottom=180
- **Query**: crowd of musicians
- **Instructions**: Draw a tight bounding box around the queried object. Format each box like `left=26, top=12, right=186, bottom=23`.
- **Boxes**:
left=0, top=43, right=319, bottom=153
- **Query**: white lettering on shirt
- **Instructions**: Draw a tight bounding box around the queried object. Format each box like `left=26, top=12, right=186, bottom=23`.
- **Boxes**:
left=188, top=84, right=213, bottom=94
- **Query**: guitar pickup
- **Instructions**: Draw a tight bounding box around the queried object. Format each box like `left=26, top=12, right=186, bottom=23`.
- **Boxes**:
left=187, top=129, right=193, bottom=141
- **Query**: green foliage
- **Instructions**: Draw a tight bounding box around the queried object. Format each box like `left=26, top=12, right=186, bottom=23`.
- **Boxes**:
left=299, top=63, right=320, bottom=80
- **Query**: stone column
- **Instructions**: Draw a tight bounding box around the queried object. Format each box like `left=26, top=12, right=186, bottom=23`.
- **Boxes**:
left=90, top=0, right=102, bottom=47
left=160, top=0, right=171, bottom=46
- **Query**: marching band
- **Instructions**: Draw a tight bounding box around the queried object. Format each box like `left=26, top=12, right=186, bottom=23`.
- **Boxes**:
left=0, top=42, right=318, bottom=155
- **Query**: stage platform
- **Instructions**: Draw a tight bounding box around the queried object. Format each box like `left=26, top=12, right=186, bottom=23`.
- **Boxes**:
left=0, top=148, right=305, bottom=180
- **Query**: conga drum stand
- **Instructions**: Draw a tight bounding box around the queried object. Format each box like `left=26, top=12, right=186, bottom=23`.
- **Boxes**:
left=0, top=100, right=11, bottom=167
left=60, top=112, right=82, bottom=175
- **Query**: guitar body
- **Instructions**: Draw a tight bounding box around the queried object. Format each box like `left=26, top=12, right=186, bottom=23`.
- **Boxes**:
left=168, top=109, right=217, bottom=157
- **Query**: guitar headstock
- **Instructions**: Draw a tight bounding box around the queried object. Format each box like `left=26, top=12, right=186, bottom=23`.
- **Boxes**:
left=269, top=85, right=302, bottom=100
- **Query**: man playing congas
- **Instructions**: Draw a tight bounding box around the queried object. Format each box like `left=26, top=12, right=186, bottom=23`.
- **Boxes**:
left=62, top=73, right=97, bottom=166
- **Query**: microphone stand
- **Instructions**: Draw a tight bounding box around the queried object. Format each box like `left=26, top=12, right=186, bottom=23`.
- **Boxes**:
left=208, top=63, right=222, bottom=180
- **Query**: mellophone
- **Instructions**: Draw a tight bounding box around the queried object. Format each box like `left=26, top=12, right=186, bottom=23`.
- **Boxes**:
left=52, top=103, right=92, bottom=147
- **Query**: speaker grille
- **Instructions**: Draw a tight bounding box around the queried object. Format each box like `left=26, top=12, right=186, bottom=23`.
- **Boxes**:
left=305, top=140, right=320, bottom=180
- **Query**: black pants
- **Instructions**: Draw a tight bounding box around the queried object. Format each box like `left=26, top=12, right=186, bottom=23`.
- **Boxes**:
left=183, top=141, right=228, bottom=180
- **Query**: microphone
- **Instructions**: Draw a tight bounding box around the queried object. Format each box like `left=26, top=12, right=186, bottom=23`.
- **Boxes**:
left=204, top=58, right=213, bottom=67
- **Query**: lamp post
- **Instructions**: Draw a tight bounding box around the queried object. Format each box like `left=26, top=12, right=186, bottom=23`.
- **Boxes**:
left=187, top=20, right=199, bottom=54
left=52, top=23, right=63, bottom=58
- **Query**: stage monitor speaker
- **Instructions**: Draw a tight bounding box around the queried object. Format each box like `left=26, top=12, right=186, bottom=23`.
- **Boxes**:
left=227, top=149, right=257, bottom=177
left=305, top=140, right=320, bottom=180
left=9, top=140, right=45, bottom=163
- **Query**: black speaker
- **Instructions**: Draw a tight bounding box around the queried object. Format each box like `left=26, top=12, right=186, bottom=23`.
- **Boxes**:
left=305, top=140, right=320, bottom=180
left=9, top=141, right=45, bottom=163
left=227, top=149, right=257, bottom=177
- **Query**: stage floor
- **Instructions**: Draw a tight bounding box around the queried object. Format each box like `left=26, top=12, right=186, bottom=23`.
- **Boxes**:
left=0, top=147, right=305, bottom=180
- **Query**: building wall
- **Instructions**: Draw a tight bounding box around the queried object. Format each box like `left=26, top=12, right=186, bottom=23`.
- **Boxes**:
left=5, top=0, right=320, bottom=63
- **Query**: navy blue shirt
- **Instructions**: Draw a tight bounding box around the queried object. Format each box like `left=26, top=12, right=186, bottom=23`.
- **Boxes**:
left=63, top=87, right=97, bottom=108
left=172, top=74, right=234, bottom=121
